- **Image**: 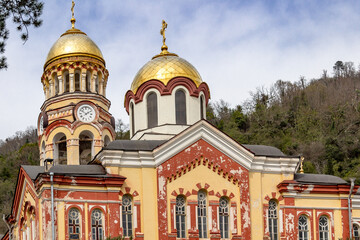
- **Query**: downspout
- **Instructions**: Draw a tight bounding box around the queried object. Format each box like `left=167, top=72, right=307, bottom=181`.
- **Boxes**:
left=2, top=214, right=11, bottom=240
left=50, top=172, right=55, bottom=240
left=348, top=178, right=355, bottom=239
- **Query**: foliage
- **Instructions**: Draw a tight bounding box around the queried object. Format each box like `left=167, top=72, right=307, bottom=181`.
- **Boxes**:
left=207, top=61, right=360, bottom=182
left=0, top=0, right=43, bottom=69
left=0, top=127, right=38, bottom=234
left=115, top=119, right=130, bottom=140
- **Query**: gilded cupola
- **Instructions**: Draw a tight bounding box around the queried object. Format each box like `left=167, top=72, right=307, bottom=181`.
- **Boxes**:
left=125, top=20, right=210, bottom=141
left=38, top=1, right=115, bottom=166
left=130, top=21, right=203, bottom=94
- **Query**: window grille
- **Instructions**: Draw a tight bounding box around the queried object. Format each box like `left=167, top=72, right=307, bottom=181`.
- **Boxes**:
left=176, top=195, right=186, bottom=238
left=122, top=195, right=133, bottom=237
left=298, top=215, right=308, bottom=240
left=319, top=215, right=329, bottom=240
left=91, top=209, right=104, bottom=240
left=268, top=200, right=278, bottom=240
left=219, top=197, right=229, bottom=239
left=197, top=190, right=207, bottom=238
left=69, top=208, right=80, bottom=240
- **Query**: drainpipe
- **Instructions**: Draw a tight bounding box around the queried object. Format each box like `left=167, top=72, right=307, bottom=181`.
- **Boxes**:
left=2, top=214, right=11, bottom=240
left=348, top=178, right=355, bottom=239
left=50, top=172, right=55, bottom=240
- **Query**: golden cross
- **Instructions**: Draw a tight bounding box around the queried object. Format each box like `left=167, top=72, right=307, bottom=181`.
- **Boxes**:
left=71, top=0, right=75, bottom=18
left=160, top=20, right=168, bottom=45
left=300, top=156, right=304, bottom=174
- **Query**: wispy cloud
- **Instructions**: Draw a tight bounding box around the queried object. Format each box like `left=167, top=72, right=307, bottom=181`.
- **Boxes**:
left=1, top=0, right=360, bottom=140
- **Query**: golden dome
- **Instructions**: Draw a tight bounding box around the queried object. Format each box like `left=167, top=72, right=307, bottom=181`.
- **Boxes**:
left=131, top=50, right=203, bottom=93
left=44, top=28, right=104, bottom=68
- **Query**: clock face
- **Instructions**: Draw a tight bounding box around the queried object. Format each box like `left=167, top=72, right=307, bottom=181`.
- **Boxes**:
left=39, top=116, right=44, bottom=134
left=77, top=104, right=96, bottom=123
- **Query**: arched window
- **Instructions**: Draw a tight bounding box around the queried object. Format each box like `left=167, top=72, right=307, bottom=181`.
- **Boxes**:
left=130, top=102, right=135, bottom=135
left=91, top=209, right=103, bottom=240
left=54, top=73, right=59, bottom=95
left=298, top=215, right=309, bottom=240
left=86, top=71, right=91, bottom=92
left=103, top=135, right=111, bottom=147
left=198, top=190, right=207, bottom=238
left=54, top=133, right=67, bottom=165
left=147, top=92, right=158, bottom=128
left=64, top=72, right=70, bottom=93
left=268, top=200, right=278, bottom=240
left=200, top=95, right=205, bottom=119
left=219, top=197, right=229, bottom=239
left=176, top=195, right=186, bottom=238
left=95, top=74, right=99, bottom=93
left=68, top=208, right=80, bottom=239
left=319, top=215, right=329, bottom=240
left=354, top=224, right=360, bottom=240
left=75, top=71, right=80, bottom=91
left=122, top=195, right=133, bottom=237
left=41, top=141, right=46, bottom=160
left=79, top=131, right=93, bottom=165
left=175, top=90, right=186, bottom=124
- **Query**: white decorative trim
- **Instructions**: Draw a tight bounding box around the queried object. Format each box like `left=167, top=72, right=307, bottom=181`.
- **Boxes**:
left=99, top=120, right=299, bottom=174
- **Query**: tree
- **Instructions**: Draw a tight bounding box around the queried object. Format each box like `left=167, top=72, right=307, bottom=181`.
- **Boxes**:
left=0, top=0, right=43, bottom=69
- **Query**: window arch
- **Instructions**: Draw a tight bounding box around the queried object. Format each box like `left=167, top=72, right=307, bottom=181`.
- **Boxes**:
left=354, top=224, right=360, bottom=240
left=268, top=200, right=278, bottom=240
left=176, top=195, right=186, bottom=238
left=91, top=209, right=104, bottom=240
left=41, top=141, right=46, bottom=160
left=74, top=70, right=80, bottom=91
left=122, top=195, right=133, bottom=237
left=298, top=215, right=309, bottom=240
left=200, top=95, right=205, bottom=119
left=64, top=71, right=70, bottom=93
left=53, top=73, right=59, bottom=95
left=86, top=71, right=91, bottom=92
left=319, top=215, right=329, bottom=240
left=197, top=190, right=207, bottom=238
left=53, top=133, right=67, bottom=165
left=219, top=197, right=229, bottom=239
left=175, top=89, right=187, bottom=124
left=68, top=208, right=80, bottom=239
left=147, top=92, right=158, bottom=128
left=130, top=102, right=135, bottom=135
left=103, top=135, right=111, bottom=147
left=79, top=131, right=94, bottom=165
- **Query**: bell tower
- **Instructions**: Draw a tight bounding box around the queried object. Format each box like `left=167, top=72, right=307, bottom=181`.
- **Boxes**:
left=37, top=1, right=115, bottom=165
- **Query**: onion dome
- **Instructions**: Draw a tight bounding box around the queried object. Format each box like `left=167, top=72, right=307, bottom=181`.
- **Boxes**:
left=130, top=20, right=202, bottom=93
left=44, top=10, right=104, bottom=69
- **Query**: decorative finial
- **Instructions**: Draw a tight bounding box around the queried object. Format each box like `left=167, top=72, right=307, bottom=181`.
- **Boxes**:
left=160, top=20, right=168, bottom=52
left=71, top=0, right=76, bottom=29
left=300, top=156, right=305, bottom=174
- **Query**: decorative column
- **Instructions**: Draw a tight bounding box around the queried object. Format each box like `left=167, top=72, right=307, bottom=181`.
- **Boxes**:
left=44, top=85, right=49, bottom=99
left=99, top=76, right=104, bottom=95
left=81, top=68, right=87, bottom=92
left=93, top=139, right=103, bottom=156
left=49, top=79, right=54, bottom=97
left=91, top=71, right=97, bottom=93
left=45, top=143, right=54, bottom=161
left=69, top=69, right=75, bottom=92
left=57, top=72, right=63, bottom=94
left=66, top=138, right=79, bottom=165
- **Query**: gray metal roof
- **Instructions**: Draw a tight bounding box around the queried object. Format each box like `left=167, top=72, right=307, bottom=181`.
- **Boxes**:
left=294, top=173, right=348, bottom=185
left=243, top=144, right=286, bottom=157
left=104, top=140, right=167, bottom=151
left=22, top=165, right=45, bottom=180
left=22, top=164, right=107, bottom=180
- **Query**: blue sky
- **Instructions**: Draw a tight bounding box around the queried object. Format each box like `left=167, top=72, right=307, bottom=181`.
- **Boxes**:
left=1, top=0, right=360, bottom=140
